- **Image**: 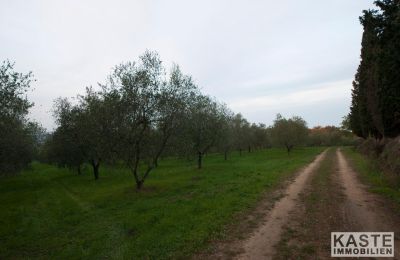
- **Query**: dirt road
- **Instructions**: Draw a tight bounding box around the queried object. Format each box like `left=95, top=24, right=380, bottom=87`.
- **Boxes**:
left=235, top=150, right=327, bottom=260
left=205, top=148, right=400, bottom=259
left=273, top=148, right=400, bottom=259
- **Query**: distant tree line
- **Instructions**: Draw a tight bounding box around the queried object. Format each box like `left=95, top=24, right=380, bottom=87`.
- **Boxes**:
left=308, top=126, right=356, bottom=147
left=349, top=0, right=400, bottom=139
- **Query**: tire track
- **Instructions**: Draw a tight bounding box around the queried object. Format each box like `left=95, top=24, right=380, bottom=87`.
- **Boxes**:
left=336, top=148, right=400, bottom=259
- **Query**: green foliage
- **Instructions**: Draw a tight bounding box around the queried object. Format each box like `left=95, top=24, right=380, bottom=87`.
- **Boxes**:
left=270, top=114, right=308, bottom=154
left=340, top=115, right=351, bottom=131
left=349, top=0, right=400, bottom=138
left=46, top=98, right=86, bottom=172
left=0, top=147, right=323, bottom=259
left=47, top=51, right=214, bottom=188
left=46, top=51, right=274, bottom=187
left=0, top=60, right=33, bottom=119
left=180, top=95, right=228, bottom=168
left=0, top=60, right=39, bottom=175
left=249, top=123, right=270, bottom=150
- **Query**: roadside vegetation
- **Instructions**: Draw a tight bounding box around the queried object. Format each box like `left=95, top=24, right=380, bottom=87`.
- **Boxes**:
left=0, top=147, right=323, bottom=259
left=342, top=147, right=400, bottom=207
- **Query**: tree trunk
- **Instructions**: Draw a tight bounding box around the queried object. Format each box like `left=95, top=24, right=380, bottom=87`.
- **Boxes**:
left=198, top=152, right=203, bottom=169
left=239, top=148, right=242, bottom=156
left=132, top=166, right=142, bottom=190
left=224, top=151, right=228, bottom=161
left=136, top=180, right=143, bottom=190
left=153, top=135, right=169, bottom=169
left=91, top=160, right=100, bottom=180
left=285, top=144, right=293, bottom=155
left=154, top=158, right=158, bottom=168
left=77, top=164, right=82, bottom=175
left=94, top=164, right=99, bottom=180
left=248, top=145, right=251, bottom=153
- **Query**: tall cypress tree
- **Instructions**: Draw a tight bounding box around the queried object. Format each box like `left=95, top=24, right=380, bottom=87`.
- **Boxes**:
left=375, top=0, right=400, bottom=137
left=349, top=0, right=400, bottom=138
left=360, top=10, right=383, bottom=138
left=349, top=11, right=381, bottom=138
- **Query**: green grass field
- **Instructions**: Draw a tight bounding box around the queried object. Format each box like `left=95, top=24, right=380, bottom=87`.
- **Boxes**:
left=0, top=147, right=323, bottom=259
left=342, top=147, right=400, bottom=206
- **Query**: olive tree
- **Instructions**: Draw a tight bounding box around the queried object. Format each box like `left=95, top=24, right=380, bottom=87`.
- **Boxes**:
left=50, top=98, right=86, bottom=174
left=216, top=110, right=235, bottom=161
left=51, top=88, right=120, bottom=179
left=0, top=60, right=37, bottom=175
left=181, top=95, right=228, bottom=169
left=270, top=114, right=308, bottom=154
left=76, top=87, right=121, bottom=179
left=249, top=123, right=269, bottom=150
left=106, top=51, right=197, bottom=189
left=151, top=64, right=198, bottom=167
left=232, top=113, right=251, bottom=156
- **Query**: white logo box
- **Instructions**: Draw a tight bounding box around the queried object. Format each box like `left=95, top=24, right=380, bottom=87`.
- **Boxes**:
left=331, top=232, right=394, bottom=257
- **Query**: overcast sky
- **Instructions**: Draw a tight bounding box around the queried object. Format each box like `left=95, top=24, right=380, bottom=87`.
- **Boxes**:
left=0, top=0, right=375, bottom=130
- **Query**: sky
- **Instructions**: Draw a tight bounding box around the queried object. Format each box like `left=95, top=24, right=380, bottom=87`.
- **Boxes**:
left=0, top=0, right=376, bottom=130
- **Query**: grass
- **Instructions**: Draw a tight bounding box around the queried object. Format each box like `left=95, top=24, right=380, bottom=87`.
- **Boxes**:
left=0, top=147, right=323, bottom=259
left=342, top=147, right=400, bottom=206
